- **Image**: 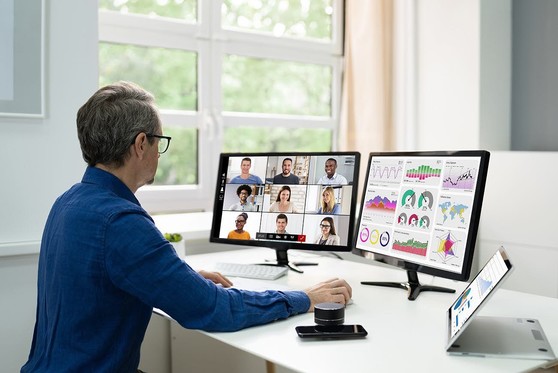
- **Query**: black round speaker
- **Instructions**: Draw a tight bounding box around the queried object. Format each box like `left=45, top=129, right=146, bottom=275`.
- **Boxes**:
left=314, top=302, right=345, bottom=326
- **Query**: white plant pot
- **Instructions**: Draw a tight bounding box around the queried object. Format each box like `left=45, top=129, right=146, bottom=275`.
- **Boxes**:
left=170, top=241, right=185, bottom=260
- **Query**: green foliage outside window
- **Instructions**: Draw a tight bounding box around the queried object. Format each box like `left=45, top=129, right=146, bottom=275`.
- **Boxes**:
left=99, top=0, right=197, bottom=22
left=223, top=127, right=332, bottom=153
left=222, top=0, right=333, bottom=40
left=154, top=127, right=198, bottom=186
left=223, top=55, right=332, bottom=116
left=100, top=0, right=332, bottom=41
left=99, top=43, right=197, bottom=111
left=99, top=0, right=336, bottom=186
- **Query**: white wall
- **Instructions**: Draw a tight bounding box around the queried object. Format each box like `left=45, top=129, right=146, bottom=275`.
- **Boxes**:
left=415, top=0, right=511, bottom=151
left=0, top=3, right=94, bottom=249
left=0, top=255, right=38, bottom=372
left=0, top=2, right=97, bottom=371
left=416, top=0, right=481, bottom=149
left=478, top=151, right=558, bottom=298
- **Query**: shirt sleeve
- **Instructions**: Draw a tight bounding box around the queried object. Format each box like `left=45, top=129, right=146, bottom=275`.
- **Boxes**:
left=104, top=211, right=310, bottom=332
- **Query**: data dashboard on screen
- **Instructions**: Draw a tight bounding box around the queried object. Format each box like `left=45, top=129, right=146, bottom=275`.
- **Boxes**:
left=210, top=152, right=360, bottom=270
left=353, top=150, right=490, bottom=287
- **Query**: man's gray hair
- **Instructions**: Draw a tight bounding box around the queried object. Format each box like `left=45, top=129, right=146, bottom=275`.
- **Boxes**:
left=76, top=81, right=161, bottom=167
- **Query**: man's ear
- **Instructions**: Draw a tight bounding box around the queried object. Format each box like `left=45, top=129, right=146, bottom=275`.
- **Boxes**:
left=131, top=132, right=147, bottom=159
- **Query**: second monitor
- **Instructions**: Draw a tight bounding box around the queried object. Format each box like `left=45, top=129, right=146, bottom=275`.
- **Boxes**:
left=352, top=150, right=490, bottom=300
left=210, top=152, right=361, bottom=272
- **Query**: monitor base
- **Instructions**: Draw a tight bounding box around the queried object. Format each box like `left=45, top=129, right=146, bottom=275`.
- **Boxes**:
left=361, top=270, right=456, bottom=301
left=261, top=261, right=318, bottom=274
left=260, top=249, right=318, bottom=274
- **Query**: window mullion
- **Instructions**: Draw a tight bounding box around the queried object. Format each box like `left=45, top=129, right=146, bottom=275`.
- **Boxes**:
left=196, top=0, right=224, bottom=211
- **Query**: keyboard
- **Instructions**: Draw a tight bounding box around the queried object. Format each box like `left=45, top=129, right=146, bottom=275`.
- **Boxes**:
left=215, top=262, right=288, bottom=280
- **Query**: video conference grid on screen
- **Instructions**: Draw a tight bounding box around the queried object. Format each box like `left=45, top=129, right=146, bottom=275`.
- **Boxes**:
left=214, top=154, right=358, bottom=248
left=355, top=154, right=483, bottom=274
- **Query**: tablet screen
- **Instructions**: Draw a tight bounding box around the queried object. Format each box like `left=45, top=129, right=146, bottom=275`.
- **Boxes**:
left=447, top=247, right=513, bottom=345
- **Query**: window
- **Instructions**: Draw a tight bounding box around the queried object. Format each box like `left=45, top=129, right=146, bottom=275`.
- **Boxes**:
left=98, top=0, right=344, bottom=213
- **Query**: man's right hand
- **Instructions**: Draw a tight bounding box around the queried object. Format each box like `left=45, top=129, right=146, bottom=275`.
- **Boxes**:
left=303, top=278, right=352, bottom=312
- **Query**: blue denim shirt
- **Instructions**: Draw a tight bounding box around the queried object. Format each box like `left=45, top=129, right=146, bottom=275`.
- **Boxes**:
left=22, top=166, right=309, bottom=372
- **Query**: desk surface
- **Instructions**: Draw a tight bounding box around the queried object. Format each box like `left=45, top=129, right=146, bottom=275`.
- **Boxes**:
left=168, top=248, right=558, bottom=373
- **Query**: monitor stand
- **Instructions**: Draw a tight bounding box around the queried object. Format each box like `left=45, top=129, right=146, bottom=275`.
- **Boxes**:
left=261, top=249, right=318, bottom=274
left=361, top=269, right=455, bottom=301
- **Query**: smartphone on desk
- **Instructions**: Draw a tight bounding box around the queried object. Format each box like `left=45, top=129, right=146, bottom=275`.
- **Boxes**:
left=296, top=324, right=368, bottom=339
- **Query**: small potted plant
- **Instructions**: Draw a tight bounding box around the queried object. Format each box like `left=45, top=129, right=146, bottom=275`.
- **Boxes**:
left=164, top=233, right=184, bottom=259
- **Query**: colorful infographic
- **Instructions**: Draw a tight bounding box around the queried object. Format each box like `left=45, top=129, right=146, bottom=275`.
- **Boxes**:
left=355, top=154, right=484, bottom=275
left=403, top=158, right=444, bottom=186
left=361, top=188, right=398, bottom=225
left=395, top=187, right=437, bottom=232
left=358, top=224, right=392, bottom=250
left=369, top=158, right=404, bottom=186
left=436, top=194, right=473, bottom=229
left=429, top=228, right=467, bottom=269
left=442, top=159, right=479, bottom=191
left=392, top=230, right=430, bottom=257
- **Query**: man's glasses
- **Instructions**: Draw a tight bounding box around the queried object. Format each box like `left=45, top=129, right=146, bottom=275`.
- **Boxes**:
left=320, top=224, right=331, bottom=228
left=146, top=134, right=172, bottom=154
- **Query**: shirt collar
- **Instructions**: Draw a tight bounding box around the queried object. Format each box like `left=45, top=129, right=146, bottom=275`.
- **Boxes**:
left=81, top=166, right=141, bottom=206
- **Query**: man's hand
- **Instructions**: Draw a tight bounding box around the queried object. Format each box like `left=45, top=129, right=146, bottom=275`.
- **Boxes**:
left=304, top=278, right=352, bottom=312
left=198, top=270, right=234, bottom=288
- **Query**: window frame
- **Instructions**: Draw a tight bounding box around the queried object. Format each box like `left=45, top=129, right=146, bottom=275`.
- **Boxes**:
left=98, top=1, right=345, bottom=214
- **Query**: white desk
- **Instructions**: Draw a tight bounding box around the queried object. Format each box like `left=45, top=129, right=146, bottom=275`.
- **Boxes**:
left=161, top=248, right=558, bottom=373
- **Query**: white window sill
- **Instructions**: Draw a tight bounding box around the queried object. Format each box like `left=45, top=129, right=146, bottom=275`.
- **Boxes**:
left=152, top=211, right=213, bottom=241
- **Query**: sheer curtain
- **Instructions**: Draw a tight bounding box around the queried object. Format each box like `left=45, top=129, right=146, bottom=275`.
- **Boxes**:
left=340, top=0, right=395, bottom=182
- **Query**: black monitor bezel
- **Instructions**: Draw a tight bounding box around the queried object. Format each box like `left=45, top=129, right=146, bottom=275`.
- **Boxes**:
left=352, top=150, right=490, bottom=282
left=210, top=151, right=361, bottom=253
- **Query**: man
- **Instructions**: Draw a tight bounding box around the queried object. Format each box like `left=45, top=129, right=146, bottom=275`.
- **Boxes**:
left=229, top=184, right=256, bottom=211
left=318, top=158, right=348, bottom=185
left=22, top=82, right=351, bottom=372
left=272, top=157, right=300, bottom=184
left=275, top=213, right=288, bottom=234
left=229, top=157, right=263, bottom=184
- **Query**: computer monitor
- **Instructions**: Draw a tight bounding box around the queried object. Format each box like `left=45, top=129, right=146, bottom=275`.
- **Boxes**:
left=210, top=152, right=361, bottom=272
left=352, top=150, right=490, bottom=300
